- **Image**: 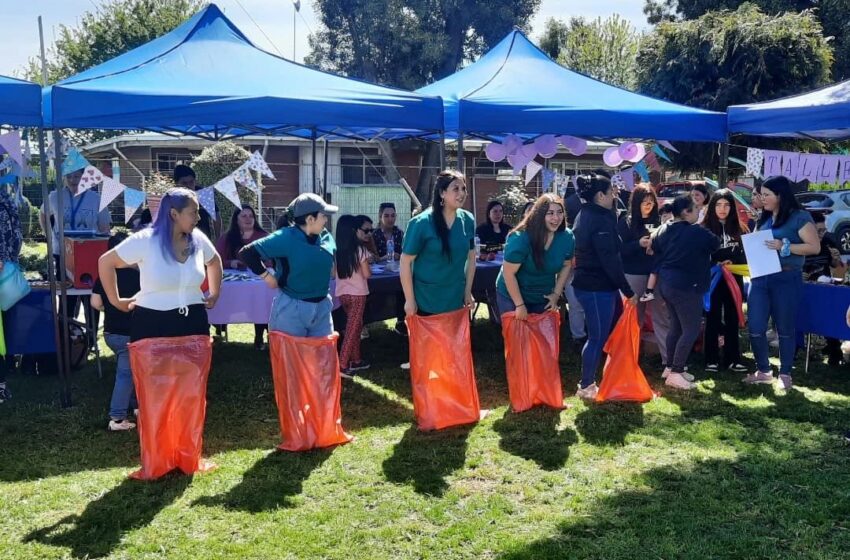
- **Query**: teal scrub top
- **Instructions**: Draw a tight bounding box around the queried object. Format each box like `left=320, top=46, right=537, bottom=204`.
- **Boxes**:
left=496, top=229, right=575, bottom=305
left=252, top=226, right=335, bottom=300
left=402, top=208, right=475, bottom=314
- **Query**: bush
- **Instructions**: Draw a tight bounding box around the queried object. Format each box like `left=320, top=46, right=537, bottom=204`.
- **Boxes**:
left=492, top=183, right=531, bottom=226
left=191, top=141, right=257, bottom=212
left=19, top=241, right=48, bottom=280
left=18, top=196, right=42, bottom=240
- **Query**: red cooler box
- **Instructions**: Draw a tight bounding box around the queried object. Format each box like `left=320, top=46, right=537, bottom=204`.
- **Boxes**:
left=64, top=237, right=109, bottom=289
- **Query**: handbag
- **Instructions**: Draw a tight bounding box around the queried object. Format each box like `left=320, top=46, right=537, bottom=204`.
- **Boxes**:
left=0, top=261, right=31, bottom=311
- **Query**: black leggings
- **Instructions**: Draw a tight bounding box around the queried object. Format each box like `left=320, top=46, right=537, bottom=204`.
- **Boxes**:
left=130, top=305, right=210, bottom=342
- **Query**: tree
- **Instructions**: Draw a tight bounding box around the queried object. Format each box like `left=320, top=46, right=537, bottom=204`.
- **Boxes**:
left=23, top=0, right=204, bottom=143
left=538, top=15, right=642, bottom=91
left=637, top=4, right=832, bottom=171
left=306, top=0, right=541, bottom=203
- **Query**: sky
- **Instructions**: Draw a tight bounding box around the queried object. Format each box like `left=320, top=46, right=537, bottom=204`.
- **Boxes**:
left=1, top=0, right=648, bottom=78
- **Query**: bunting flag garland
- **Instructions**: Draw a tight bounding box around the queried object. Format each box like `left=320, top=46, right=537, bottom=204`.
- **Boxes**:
left=644, top=151, right=661, bottom=171
left=816, top=155, right=839, bottom=184
left=780, top=152, right=800, bottom=181
left=524, top=160, right=543, bottom=186
left=611, top=173, right=625, bottom=189
left=746, top=148, right=764, bottom=178
left=99, top=176, right=126, bottom=211
left=0, top=157, right=13, bottom=172
left=658, top=140, right=679, bottom=154
left=77, top=165, right=105, bottom=194
left=797, top=153, right=821, bottom=183
left=622, top=168, right=636, bottom=191
left=633, top=161, right=650, bottom=182
left=61, top=148, right=90, bottom=175
left=247, top=150, right=275, bottom=179
left=541, top=168, right=556, bottom=191
left=124, top=188, right=146, bottom=224
left=47, top=137, right=70, bottom=160
left=652, top=144, right=672, bottom=163
left=214, top=175, right=241, bottom=208
left=0, top=131, right=23, bottom=167
left=763, top=150, right=782, bottom=177
left=232, top=163, right=258, bottom=193
left=197, top=186, right=217, bottom=219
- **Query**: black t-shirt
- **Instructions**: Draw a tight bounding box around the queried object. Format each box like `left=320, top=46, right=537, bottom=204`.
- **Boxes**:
left=804, top=235, right=839, bottom=280
left=93, top=269, right=141, bottom=336
left=475, top=222, right=512, bottom=246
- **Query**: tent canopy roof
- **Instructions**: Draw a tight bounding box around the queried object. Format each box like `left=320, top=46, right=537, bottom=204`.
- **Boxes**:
left=727, top=80, right=850, bottom=140
left=43, top=4, right=443, bottom=139
left=418, top=30, right=726, bottom=142
left=0, top=75, right=42, bottom=127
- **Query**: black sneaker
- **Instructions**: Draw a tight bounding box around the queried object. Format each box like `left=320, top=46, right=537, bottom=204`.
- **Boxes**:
left=844, top=431, right=850, bottom=444
left=0, top=386, right=10, bottom=403
left=705, top=364, right=719, bottom=373
left=393, top=322, right=408, bottom=337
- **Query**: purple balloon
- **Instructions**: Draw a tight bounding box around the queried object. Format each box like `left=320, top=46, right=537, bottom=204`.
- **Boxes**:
left=503, top=134, right=523, bottom=154
left=603, top=147, right=624, bottom=167
left=534, top=135, right=559, bottom=158
left=485, top=142, right=507, bottom=162
left=521, top=142, right=539, bottom=159
left=618, top=142, right=639, bottom=161
left=627, top=143, right=647, bottom=163
left=558, top=135, right=588, bottom=156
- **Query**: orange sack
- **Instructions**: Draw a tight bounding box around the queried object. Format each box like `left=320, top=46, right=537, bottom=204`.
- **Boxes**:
left=596, top=300, right=654, bottom=403
left=128, top=335, right=214, bottom=480
left=406, top=308, right=481, bottom=431
left=269, top=331, right=353, bottom=451
left=501, top=310, right=565, bottom=412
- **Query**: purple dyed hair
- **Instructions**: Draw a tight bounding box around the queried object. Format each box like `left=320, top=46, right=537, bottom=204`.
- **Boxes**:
left=151, top=187, right=198, bottom=262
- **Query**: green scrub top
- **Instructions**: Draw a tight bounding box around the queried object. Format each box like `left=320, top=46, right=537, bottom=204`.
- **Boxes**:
left=252, top=226, right=335, bottom=300
left=496, top=229, right=575, bottom=305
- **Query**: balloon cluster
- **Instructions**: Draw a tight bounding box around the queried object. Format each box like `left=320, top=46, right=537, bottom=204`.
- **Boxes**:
left=485, top=134, right=588, bottom=168
left=602, top=142, right=646, bottom=167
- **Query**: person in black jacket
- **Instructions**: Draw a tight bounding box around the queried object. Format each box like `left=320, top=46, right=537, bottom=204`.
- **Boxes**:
left=702, top=189, right=749, bottom=373
left=652, top=195, right=720, bottom=390
left=571, top=174, right=637, bottom=400
left=618, top=185, right=672, bottom=368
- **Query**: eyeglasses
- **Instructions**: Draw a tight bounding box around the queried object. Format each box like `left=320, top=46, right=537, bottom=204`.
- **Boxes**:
left=360, top=228, right=374, bottom=235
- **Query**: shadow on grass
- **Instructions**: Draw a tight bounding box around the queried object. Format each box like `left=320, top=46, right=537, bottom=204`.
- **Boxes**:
left=493, top=406, right=578, bottom=471
left=193, top=448, right=332, bottom=512
left=497, top=445, right=850, bottom=560
left=23, top=474, right=191, bottom=559
left=383, top=423, right=473, bottom=496
left=341, top=377, right=414, bottom=430
left=574, top=402, right=646, bottom=446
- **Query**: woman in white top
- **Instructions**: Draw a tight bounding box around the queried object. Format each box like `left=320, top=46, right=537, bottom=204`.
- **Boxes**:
left=98, top=187, right=223, bottom=339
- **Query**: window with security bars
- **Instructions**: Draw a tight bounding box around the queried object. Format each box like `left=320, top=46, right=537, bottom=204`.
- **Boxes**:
left=340, top=148, right=386, bottom=184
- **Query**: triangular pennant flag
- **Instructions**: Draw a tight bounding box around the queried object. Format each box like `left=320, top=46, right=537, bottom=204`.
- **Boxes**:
left=541, top=168, right=556, bottom=191
left=634, top=161, right=650, bottom=182
left=247, top=150, right=275, bottom=179
left=652, top=144, right=672, bottom=163
left=124, top=188, right=146, bottom=224
left=0, top=157, right=13, bottom=172
left=763, top=150, right=783, bottom=177
left=524, top=160, right=543, bottom=186
left=214, top=175, right=241, bottom=208
left=611, top=173, right=625, bottom=189
left=232, top=163, right=258, bottom=193
left=0, top=131, right=23, bottom=167
left=61, top=148, right=89, bottom=175
left=658, top=140, right=679, bottom=154
left=644, top=151, right=661, bottom=171
left=77, top=165, right=105, bottom=194
left=197, top=186, right=217, bottom=220
left=99, top=176, right=126, bottom=212
left=746, top=148, right=764, bottom=178
left=622, top=168, right=636, bottom=191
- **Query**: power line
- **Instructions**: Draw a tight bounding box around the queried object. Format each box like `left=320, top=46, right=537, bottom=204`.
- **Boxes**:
left=231, top=0, right=284, bottom=56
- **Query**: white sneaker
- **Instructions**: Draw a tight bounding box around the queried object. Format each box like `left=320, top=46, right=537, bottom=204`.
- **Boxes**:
left=576, top=382, right=599, bottom=401
left=400, top=362, right=410, bottom=370
left=778, top=374, right=793, bottom=390
left=743, top=371, right=775, bottom=385
left=665, top=372, right=696, bottom=390
left=662, top=367, right=694, bottom=381
left=108, top=419, right=136, bottom=431
left=360, top=327, right=370, bottom=340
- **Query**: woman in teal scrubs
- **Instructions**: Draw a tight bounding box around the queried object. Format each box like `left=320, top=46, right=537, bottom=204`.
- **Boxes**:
left=400, top=170, right=476, bottom=315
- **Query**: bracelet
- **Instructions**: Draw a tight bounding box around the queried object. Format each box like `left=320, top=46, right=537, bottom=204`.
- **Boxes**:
left=516, top=303, right=526, bottom=308
left=780, top=238, right=791, bottom=258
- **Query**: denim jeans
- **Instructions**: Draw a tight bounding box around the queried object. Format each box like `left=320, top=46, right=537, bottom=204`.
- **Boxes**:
left=748, top=269, right=802, bottom=375
left=269, top=291, right=334, bottom=337
left=496, top=292, right=548, bottom=316
left=574, top=289, right=618, bottom=388
left=104, top=333, right=137, bottom=420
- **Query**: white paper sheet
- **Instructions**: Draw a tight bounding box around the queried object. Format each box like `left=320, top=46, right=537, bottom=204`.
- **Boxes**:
left=741, top=230, right=782, bottom=278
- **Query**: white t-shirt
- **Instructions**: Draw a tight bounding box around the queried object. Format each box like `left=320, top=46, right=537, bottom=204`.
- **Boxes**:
left=115, top=228, right=217, bottom=312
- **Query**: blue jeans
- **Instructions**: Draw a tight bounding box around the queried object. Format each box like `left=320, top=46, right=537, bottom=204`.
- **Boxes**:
left=748, top=270, right=802, bottom=375
left=496, top=292, right=548, bottom=316
left=574, top=289, right=618, bottom=388
left=105, top=333, right=137, bottom=420
left=269, top=291, right=334, bottom=337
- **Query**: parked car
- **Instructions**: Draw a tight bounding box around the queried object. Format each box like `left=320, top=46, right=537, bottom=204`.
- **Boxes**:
left=656, top=181, right=703, bottom=207
left=795, top=191, right=850, bottom=253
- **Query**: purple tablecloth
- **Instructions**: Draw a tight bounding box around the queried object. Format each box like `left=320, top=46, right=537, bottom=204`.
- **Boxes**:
left=206, top=271, right=278, bottom=325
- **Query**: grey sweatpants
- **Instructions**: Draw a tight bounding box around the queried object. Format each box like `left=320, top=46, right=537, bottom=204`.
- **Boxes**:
left=625, top=273, right=671, bottom=365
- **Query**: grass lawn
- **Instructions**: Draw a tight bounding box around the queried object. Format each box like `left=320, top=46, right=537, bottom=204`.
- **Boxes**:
left=1, top=314, right=849, bottom=559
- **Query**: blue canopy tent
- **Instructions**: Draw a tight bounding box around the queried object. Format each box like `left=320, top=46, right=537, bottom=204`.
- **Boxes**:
left=418, top=29, right=727, bottom=143
left=0, top=75, right=42, bottom=127
left=42, top=4, right=443, bottom=141
left=727, top=80, right=850, bottom=140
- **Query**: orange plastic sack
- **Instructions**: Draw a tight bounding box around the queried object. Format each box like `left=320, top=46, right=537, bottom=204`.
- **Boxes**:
left=501, top=310, right=565, bottom=412
left=596, top=300, right=654, bottom=403
left=406, top=308, right=481, bottom=431
left=269, top=331, right=353, bottom=451
left=128, top=335, right=214, bottom=480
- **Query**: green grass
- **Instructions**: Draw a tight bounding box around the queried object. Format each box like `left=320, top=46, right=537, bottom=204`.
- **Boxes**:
left=1, top=315, right=849, bottom=559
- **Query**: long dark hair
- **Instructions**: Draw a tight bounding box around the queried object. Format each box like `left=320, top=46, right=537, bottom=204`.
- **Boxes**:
left=431, top=169, right=466, bottom=259
left=758, top=176, right=803, bottom=229
left=225, top=205, right=266, bottom=259
left=626, top=185, right=659, bottom=234
left=335, top=215, right=361, bottom=280
left=513, top=193, right=566, bottom=269
left=485, top=200, right=504, bottom=226
left=703, top=189, right=746, bottom=241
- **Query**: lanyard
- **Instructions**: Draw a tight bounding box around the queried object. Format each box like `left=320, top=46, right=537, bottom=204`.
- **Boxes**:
left=67, top=189, right=87, bottom=229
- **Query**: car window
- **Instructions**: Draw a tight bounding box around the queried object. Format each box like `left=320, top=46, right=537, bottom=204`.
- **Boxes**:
left=797, top=194, right=834, bottom=209
left=841, top=194, right=850, bottom=207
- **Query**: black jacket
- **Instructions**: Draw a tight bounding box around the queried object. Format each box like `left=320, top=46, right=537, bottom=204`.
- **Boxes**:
left=566, top=192, right=583, bottom=228
left=618, top=216, right=659, bottom=276
left=572, top=203, right=634, bottom=297
left=652, top=220, right=720, bottom=292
